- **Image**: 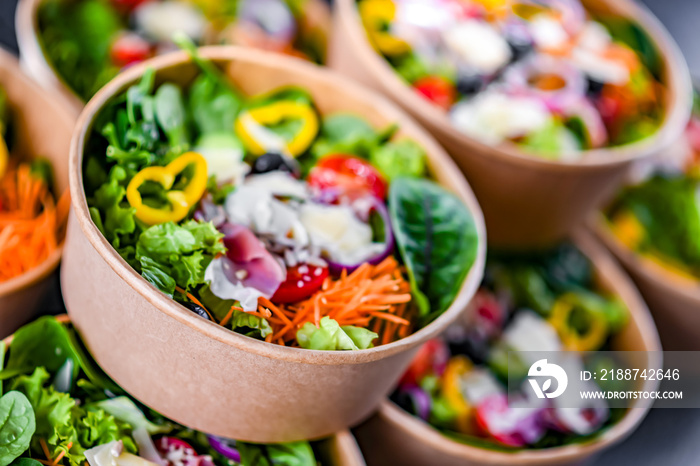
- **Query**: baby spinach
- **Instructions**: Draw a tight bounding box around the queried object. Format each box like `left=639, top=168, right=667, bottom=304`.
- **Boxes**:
left=237, top=440, right=316, bottom=466
left=0, top=391, right=35, bottom=466
left=1, top=317, right=80, bottom=382
left=389, top=178, right=479, bottom=320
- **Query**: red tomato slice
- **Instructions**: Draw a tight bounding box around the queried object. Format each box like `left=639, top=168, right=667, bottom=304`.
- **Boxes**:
left=111, top=0, right=150, bottom=12
left=271, top=264, right=329, bottom=304
left=307, top=155, right=387, bottom=200
left=399, top=339, right=450, bottom=387
left=413, top=76, right=456, bottom=111
left=110, top=33, right=153, bottom=67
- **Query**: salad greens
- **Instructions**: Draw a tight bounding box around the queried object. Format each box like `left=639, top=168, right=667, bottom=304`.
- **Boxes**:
left=393, top=243, right=629, bottom=451
left=83, top=50, right=479, bottom=351
left=38, top=0, right=328, bottom=102
left=0, top=316, right=325, bottom=466
left=607, top=92, right=700, bottom=279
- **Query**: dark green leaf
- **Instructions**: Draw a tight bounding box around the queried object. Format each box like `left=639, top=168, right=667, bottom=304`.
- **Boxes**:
left=389, top=178, right=479, bottom=319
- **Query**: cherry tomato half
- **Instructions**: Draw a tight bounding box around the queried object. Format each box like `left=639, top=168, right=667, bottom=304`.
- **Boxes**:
left=271, top=264, right=329, bottom=304
left=307, top=155, right=387, bottom=200
left=110, top=33, right=153, bottom=68
left=399, top=339, right=450, bottom=387
left=111, top=0, right=150, bottom=12
left=413, top=76, right=456, bottom=111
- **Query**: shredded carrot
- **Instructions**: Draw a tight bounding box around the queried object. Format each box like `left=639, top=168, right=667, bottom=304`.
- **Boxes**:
left=258, top=256, right=415, bottom=348
left=0, top=164, right=68, bottom=282
left=174, top=285, right=217, bottom=322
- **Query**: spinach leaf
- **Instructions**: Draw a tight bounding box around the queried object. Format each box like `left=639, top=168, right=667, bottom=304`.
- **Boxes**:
left=189, top=74, right=241, bottom=136
left=2, top=317, right=80, bottom=382
left=237, top=441, right=316, bottom=466
left=0, top=391, right=35, bottom=466
left=389, top=178, right=479, bottom=319
left=10, top=459, right=42, bottom=466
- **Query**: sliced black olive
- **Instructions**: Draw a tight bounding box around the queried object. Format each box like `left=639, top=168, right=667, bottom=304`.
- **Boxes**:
left=508, top=38, right=534, bottom=63
left=251, top=152, right=300, bottom=177
left=183, top=302, right=211, bottom=321
left=448, top=336, right=490, bottom=365
left=586, top=77, right=605, bottom=97
left=456, top=73, right=486, bottom=96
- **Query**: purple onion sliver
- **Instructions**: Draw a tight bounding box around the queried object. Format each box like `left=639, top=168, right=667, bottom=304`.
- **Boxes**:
left=405, top=386, right=432, bottom=421
left=207, top=435, right=241, bottom=463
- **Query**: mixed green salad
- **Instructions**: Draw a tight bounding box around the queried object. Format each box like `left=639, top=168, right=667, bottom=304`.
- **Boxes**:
left=357, top=0, right=665, bottom=159
left=39, top=0, right=327, bottom=101
left=393, top=243, right=629, bottom=450
left=607, top=93, right=700, bottom=281
left=0, top=316, right=325, bottom=466
left=83, top=49, right=479, bottom=351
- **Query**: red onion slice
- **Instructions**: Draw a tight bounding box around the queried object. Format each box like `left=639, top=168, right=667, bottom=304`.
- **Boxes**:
left=207, top=436, right=241, bottom=463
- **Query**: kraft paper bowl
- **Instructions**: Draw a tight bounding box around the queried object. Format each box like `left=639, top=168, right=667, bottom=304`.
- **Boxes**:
left=354, top=229, right=662, bottom=466
left=3, top=315, right=368, bottom=466
left=593, top=216, right=700, bottom=351
left=16, top=0, right=331, bottom=115
left=329, top=0, right=692, bottom=249
left=61, top=46, right=487, bottom=443
left=0, top=48, right=74, bottom=337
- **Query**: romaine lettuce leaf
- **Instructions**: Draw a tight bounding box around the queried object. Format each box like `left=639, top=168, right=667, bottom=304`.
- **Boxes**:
left=296, top=317, right=377, bottom=350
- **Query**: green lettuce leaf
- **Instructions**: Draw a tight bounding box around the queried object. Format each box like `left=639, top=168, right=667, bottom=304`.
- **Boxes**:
left=198, top=285, right=272, bottom=338
left=89, top=397, right=170, bottom=435
left=370, top=139, right=426, bottom=181
left=237, top=441, right=316, bottom=466
left=135, top=220, right=225, bottom=295
left=296, top=317, right=377, bottom=350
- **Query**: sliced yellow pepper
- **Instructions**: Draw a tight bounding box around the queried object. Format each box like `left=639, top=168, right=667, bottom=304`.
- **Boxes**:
left=0, top=134, right=7, bottom=179
left=126, top=152, right=208, bottom=226
left=441, top=356, right=474, bottom=433
left=548, top=293, right=608, bottom=352
left=609, top=211, right=645, bottom=250
left=359, top=0, right=411, bottom=57
left=235, top=100, right=319, bottom=158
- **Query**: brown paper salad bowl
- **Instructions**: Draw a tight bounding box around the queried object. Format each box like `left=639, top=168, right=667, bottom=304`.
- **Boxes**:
left=61, top=46, right=487, bottom=443
left=16, top=0, right=331, bottom=114
left=0, top=48, right=74, bottom=337
left=1, top=314, right=367, bottom=466
left=329, top=0, right=691, bottom=249
left=353, top=230, right=661, bottom=466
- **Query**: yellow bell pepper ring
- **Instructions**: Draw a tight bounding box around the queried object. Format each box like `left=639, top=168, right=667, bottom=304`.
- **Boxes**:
left=0, top=135, right=7, bottom=179
left=548, top=293, right=608, bottom=352
left=235, top=101, right=319, bottom=158
left=126, top=152, right=208, bottom=226
left=359, top=0, right=411, bottom=57
left=441, top=356, right=474, bottom=432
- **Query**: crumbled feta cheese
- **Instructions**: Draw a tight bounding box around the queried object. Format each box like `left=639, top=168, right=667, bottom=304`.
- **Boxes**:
left=451, top=91, right=551, bottom=144
left=134, top=1, right=206, bottom=43
left=443, top=20, right=512, bottom=74
left=299, top=203, right=385, bottom=265
left=530, top=14, right=569, bottom=50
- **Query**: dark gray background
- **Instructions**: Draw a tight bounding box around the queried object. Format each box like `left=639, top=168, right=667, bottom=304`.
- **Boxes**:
left=1, top=0, right=699, bottom=464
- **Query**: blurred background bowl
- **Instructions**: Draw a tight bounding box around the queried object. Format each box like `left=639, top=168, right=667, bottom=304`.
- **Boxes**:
left=353, top=229, right=662, bottom=466
left=0, top=48, right=73, bottom=337
left=330, top=0, right=692, bottom=249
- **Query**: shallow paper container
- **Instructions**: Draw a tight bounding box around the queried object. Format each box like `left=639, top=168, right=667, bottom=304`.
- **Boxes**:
left=329, top=0, right=692, bottom=249
left=16, top=0, right=332, bottom=116
left=0, top=48, right=74, bottom=337
left=593, top=216, right=700, bottom=351
left=354, top=230, right=662, bottom=466
left=61, top=47, right=487, bottom=443
left=3, top=315, right=368, bottom=466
